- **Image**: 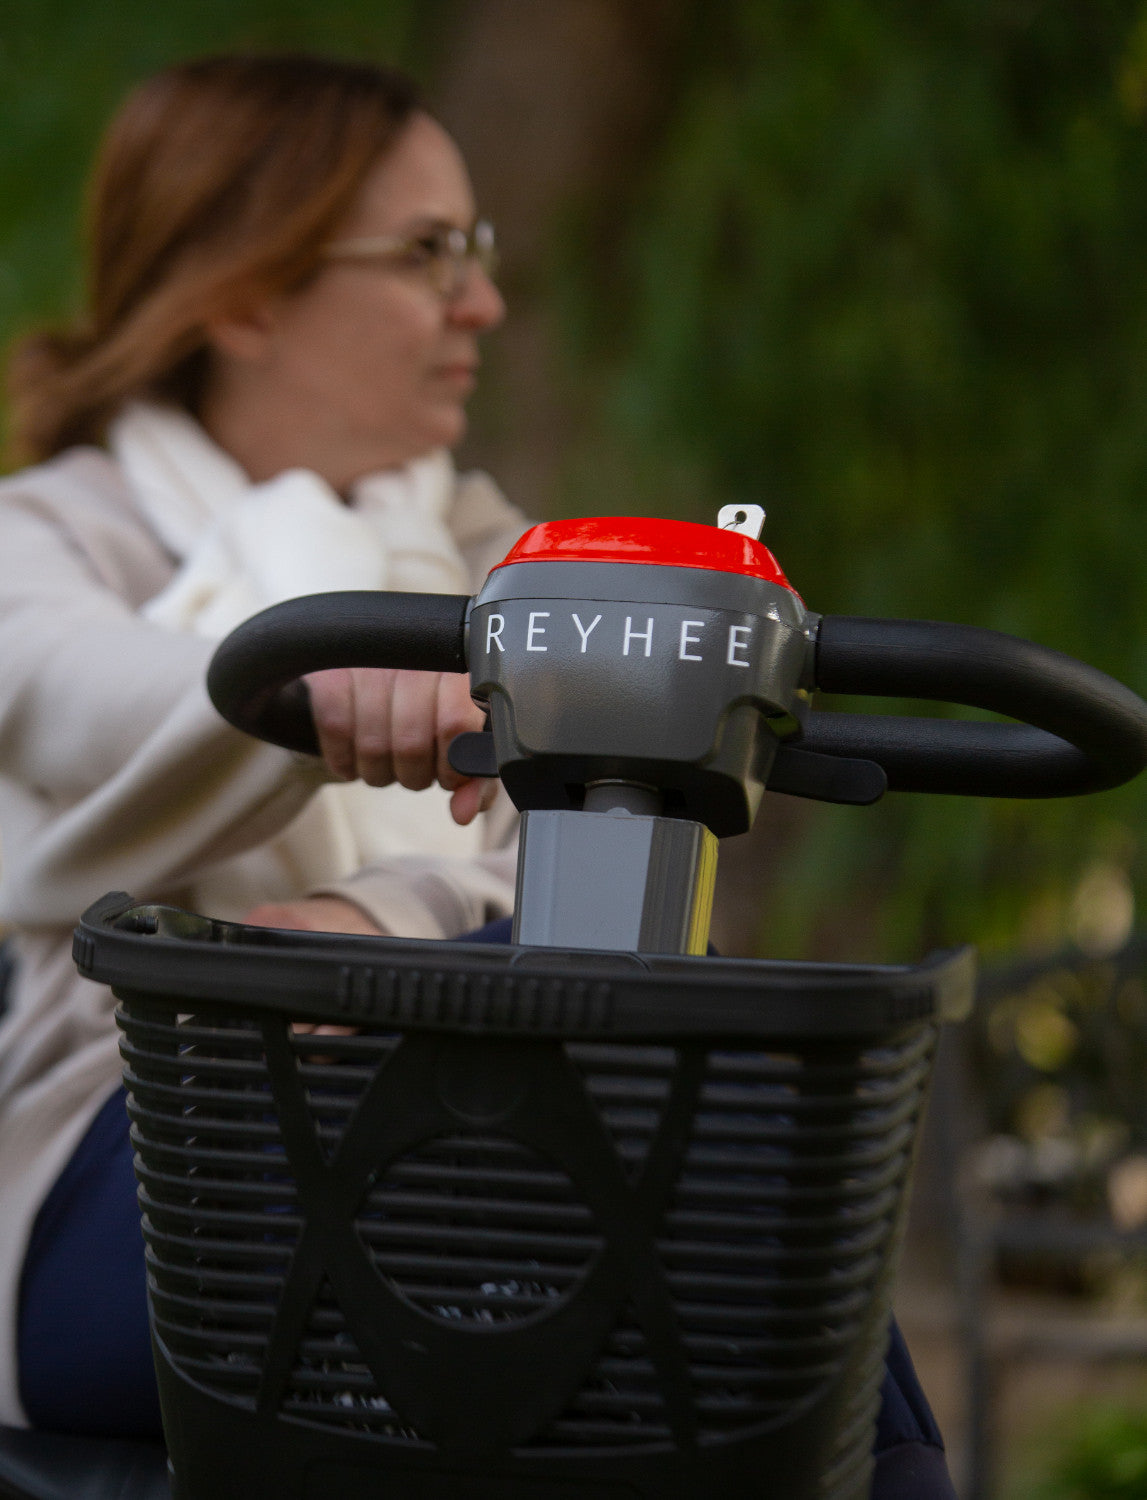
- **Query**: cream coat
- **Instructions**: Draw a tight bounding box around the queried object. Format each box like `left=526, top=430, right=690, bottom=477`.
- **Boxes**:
left=0, top=444, right=527, bottom=1424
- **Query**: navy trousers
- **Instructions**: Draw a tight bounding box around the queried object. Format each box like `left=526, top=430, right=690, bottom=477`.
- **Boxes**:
left=18, top=918, right=955, bottom=1494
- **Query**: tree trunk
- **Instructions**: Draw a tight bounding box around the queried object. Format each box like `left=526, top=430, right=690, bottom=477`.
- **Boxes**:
left=432, top=0, right=693, bottom=513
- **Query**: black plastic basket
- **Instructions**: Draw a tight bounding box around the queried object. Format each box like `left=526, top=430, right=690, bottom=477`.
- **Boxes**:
left=76, top=893, right=973, bottom=1500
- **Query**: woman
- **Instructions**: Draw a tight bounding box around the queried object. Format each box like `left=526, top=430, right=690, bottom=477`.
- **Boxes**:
left=0, top=52, right=955, bottom=1498
left=0, top=52, right=524, bottom=1435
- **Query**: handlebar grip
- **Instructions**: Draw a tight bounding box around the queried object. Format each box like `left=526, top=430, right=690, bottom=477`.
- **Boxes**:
left=206, top=591, right=470, bottom=755
left=810, top=616, right=1147, bottom=796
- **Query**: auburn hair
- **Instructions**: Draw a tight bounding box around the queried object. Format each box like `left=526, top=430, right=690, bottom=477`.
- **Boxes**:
left=6, top=53, right=422, bottom=463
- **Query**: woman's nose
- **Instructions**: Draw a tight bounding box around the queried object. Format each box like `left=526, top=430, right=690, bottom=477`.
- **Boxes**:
left=449, top=264, right=506, bottom=331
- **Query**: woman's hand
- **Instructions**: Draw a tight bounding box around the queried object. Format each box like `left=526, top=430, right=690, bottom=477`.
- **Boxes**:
left=245, top=897, right=378, bottom=1052
left=244, top=895, right=383, bottom=935
left=304, top=667, right=495, bottom=825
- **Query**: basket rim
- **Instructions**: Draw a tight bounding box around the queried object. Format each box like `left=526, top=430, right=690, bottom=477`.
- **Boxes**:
left=78, top=892, right=974, bottom=1040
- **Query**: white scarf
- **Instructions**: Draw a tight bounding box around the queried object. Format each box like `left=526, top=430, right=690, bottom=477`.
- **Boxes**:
left=111, top=401, right=482, bottom=918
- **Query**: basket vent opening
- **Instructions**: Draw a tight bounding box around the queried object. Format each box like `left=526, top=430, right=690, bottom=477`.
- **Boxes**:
left=361, top=1134, right=603, bottom=1325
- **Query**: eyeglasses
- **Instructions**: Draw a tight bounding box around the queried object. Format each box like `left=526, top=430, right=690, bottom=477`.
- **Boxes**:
left=322, top=219, right=499, bottom=300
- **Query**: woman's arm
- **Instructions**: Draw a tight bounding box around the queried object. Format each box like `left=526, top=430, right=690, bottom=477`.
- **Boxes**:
left=302, top=845, right=518, bottom=941
left=0, top=497, right=326, bottom=925
left=0, top=495, right=501, bottom=928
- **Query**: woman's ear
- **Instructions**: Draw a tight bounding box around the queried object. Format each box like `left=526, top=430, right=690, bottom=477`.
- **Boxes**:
left=203, top=297, right=278, bottom=363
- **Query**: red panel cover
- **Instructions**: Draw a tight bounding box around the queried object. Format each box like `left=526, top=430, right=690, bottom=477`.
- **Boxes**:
left=495, top=517, right=795, bottom=589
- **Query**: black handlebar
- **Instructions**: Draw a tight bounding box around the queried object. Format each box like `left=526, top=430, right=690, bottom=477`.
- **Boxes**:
left=206, top=591, right=469, bottom=754
left=206, top=591, right=1147, bottom=803
left=804, top=616, right=1147, bottom=797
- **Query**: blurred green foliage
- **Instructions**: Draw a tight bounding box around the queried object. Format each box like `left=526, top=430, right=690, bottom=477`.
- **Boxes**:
left=559, top=0, right=1147, bottom=957
left=1012, top=1401, right=1147, bottom=1498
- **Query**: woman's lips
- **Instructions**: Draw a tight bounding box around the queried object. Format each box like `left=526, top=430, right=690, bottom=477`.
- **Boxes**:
left=435, top=362, right=478, bottom=391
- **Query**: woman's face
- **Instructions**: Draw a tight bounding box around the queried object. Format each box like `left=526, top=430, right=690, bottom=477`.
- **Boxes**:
left=205, top=112, right=505, bottom=485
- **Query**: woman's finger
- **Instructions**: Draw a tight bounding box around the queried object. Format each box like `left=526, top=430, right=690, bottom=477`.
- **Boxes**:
left=389, top=669, right=439, bottom=790
left=347, top=667, right=397, bottom=785
left=449, top=777, right=483, bottom=825
left=448, top=775, right=499, bottom=825
left=305, top=668, right=357, bottom=780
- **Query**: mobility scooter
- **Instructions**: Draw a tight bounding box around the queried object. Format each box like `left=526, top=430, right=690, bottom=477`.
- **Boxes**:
left=3, top=506, right=1146, bottom=1498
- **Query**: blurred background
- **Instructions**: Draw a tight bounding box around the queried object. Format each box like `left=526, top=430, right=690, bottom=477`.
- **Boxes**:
left=6, top=2, right=1147, bottom=1493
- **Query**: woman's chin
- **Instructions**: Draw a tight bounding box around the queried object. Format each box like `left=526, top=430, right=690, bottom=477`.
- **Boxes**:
left=423, top=402, right=469, bottom=453
left=346, top=410, right=468, bottom=474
